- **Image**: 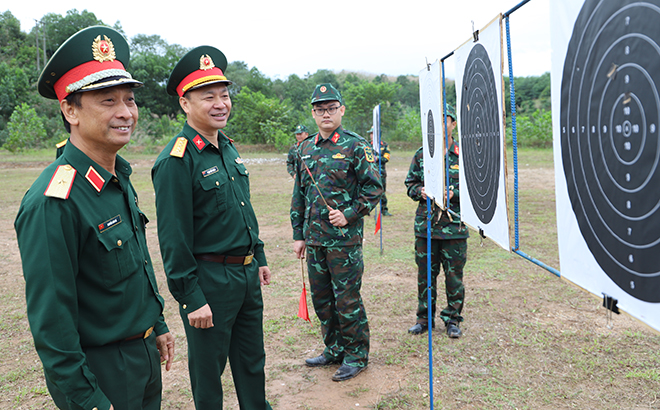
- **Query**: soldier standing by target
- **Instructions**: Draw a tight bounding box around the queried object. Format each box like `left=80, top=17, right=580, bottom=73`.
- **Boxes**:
left=291, top=83, right=382, bottom=381
left=405, top=104, right=469, bottom=338
left=287, top=124, right=309, bottom=177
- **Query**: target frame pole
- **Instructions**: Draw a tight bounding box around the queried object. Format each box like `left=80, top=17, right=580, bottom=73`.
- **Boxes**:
left=441, top=58, right=451, bottom=211
left=426, top=196, right=434, bottom=410
left=378, top=104, right=383, bottom=255
left=505, top=6, right=561, bottom=278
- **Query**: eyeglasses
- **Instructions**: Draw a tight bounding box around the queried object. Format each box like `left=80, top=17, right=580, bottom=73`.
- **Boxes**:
left=313, top=105, right=341, bottom=116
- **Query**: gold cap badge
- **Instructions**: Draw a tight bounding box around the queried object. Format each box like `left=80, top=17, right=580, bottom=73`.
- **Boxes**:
left=92, top=35, right=116, bottom=63
left=200, top=54, right=215, bottom=71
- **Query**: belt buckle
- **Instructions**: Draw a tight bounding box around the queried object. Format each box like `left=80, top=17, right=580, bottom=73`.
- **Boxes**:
left=143, top=326, right=154, bottom=339
left=243, top=254, right=254, bottom=265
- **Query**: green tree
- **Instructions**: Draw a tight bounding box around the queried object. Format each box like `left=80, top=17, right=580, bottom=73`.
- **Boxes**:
left=39, top=10, right=105, bottom=58
left=4, top=103, right=46, bottom=152
left=129, top=34, right=187, bottom=116
left=225, top=86, right=295, bottom=150
left=0, top=11, right=25, bottom=62
left=342, top=80, right=399, bottom=136
left=0, top=62, right=30, bottom=121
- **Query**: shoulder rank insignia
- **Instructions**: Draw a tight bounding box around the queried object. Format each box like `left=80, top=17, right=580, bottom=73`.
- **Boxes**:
left=364, top=146, right=375, bottom=163
left=85, top=166, right=105, bottom=193
left=332, top=153, right=345, bottom=159
left=331, top=132, right=341, bottom=144
left=192, top=135, right=206, bottom=150
left=170, top=137, right=188, bottom=157
left=55, top=139, right=68, bottom=149
left=44, top=165, right=77, bottom=199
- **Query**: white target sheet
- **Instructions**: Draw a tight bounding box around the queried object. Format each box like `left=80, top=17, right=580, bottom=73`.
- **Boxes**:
left=551, top=0, right=660, bottom=332
left=419, top=60, right=446, bottom=207
left=455, top=16, right=510, bottom=251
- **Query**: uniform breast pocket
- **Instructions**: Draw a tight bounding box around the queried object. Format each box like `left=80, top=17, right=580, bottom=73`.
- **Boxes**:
left=97, top=222, right=141, bottom=286
left=199, top=177, right=228, bottom=212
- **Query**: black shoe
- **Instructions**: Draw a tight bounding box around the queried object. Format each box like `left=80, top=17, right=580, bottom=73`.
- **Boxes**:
left=408, top=323, right=430, bottom=335
left=446, top=322, right=462, bottom=338
left=305, top=354, right=341, bottom=367
left=382, top=210, right=393, bottom=216
left=332, top=364, right=366, bottom=381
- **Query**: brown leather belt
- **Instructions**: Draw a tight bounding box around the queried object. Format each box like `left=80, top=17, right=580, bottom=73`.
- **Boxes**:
left=195, top=253, right=254, bottom=265
left=111, top=326, right=154, bottom=345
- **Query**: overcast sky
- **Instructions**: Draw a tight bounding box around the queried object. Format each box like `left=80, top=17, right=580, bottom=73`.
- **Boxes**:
left=8, top=0, right=551, bottom=80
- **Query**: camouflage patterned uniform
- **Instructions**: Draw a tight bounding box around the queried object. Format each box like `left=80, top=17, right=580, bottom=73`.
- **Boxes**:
left=291, top=127, right=382, bottom=368
left=376, top=140, right=391, bottom=213
left=287, top=142, right=300, bottom=177
left=405, top=143, right=469, bottom=326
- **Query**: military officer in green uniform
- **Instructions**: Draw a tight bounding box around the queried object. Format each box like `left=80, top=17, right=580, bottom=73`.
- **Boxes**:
left=368, top=126, right=392, bottom=216
left=291, top=83, right=383, bottom=381
left=404, top=104, right=469, bottom=338
left=151, top=46, right=272, bottom=409
left=14, top=26, right=174, bottom=410
left=287, top=124, right=309, bottom=177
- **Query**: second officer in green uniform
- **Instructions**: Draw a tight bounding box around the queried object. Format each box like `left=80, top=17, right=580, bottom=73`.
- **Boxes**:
left=152, top=46, right=272, bottom=409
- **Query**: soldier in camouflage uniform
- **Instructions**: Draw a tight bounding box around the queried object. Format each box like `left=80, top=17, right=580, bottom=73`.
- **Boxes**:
left=291, top=83, right=382, bottom=381
left=368, top=126, right=392, bottom=215
left=287, top=124, right=309, bottom=177
left=404, top=105, right=469, bottom=338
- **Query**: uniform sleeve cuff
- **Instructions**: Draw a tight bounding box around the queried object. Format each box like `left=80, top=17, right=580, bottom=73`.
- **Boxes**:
left=178, top=287, right=208, bottom=314
left=343, top=207, right=359, bottom=224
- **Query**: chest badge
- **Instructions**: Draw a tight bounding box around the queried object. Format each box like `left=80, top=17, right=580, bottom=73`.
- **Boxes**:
left=332, top=153, right=346, bottom=159
left=98, top=215, right=122, bottom=233
left=202, top=166, right=219, bottom=177
left=235, top=157, right=244, bottom=164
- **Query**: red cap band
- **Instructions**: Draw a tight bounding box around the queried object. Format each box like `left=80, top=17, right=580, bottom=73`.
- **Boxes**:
left=176, top=67, right=227, bottom=97
left=54, top=59, right=126, bottom=101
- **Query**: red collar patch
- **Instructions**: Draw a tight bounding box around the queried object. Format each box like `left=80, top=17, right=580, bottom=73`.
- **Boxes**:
left=453, top=144, right=460, bottom=155
left=85, top=166, right=105, bottom=193
left=193, top=135, right=206, bottom=150
left=331, top=132, right=340, bottom=144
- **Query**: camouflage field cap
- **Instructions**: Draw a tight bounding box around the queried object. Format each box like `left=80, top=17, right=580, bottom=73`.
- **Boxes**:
left=294, top=124, right=308, bottom=134
left=38, top=26, right=142, bottom=101
left=367, top=126, right=374, bottom=134
left=445, top=103, right=457, bottom=121
left=310, top=83, right=342, bottom=105
left=167, top=46, right=231, bottom=97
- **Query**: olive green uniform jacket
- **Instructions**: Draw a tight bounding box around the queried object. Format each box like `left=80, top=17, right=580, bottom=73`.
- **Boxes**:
left=14, top=142, right=168, bottom=410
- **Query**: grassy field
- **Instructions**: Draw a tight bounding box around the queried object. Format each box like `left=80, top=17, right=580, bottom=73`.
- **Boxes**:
left=0, top=146, right=658, bottom=409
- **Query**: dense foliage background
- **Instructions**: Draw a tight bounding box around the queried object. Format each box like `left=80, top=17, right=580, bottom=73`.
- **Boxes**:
left=0, top=9, right=552, bottom=152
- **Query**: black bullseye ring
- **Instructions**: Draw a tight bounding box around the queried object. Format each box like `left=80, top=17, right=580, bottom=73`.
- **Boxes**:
left=460, top=43, right=501, bottom=224
left=560, top=0, right=660, bottom=302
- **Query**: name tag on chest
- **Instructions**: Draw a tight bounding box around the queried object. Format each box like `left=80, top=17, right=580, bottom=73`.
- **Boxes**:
left=202, top=166, right=219, bottom=177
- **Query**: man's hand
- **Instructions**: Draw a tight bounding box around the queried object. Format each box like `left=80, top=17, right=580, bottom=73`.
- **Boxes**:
left=259, top=266, right=272, bottom=286
left=156, top=332, right=175, bottom=371
left=327, top=206, right=348, bottom=227
left=294, top=240, right=306, bottom=259
left=421, top=187, right=428, bottom=200
left=188, top=304, right=213, bottom=329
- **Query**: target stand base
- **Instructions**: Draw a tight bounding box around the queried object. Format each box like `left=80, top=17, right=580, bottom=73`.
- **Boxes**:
left=602, top=293, right=621, bottom=314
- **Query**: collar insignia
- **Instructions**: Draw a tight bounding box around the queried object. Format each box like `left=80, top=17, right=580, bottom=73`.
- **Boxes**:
left=331, top=132, right=340, bottom=144
left=92, top=35, right=116, bottom=63
left=454, top=144, right=460, bottom=155
left=193, top=135, right=206, bottom=150
left=200, top=54, right=215, bottom=70
left=85, top=166, right=105, bottom=193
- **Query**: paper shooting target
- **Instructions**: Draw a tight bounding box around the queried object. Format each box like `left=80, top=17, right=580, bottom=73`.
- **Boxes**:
left=427, top=110, right=436, bottom=158
left=419, top=61, right=446, bottom=204
left=460, top=43, right=501, bottom=224
left=559, top=0, right=660, bottom=302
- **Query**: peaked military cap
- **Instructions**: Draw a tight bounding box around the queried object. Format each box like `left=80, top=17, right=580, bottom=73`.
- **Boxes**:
left=294, top=124, right=308, bottom=134
left=167, top=46, right=231, bottom=97
left=310, top=83, right=342, bottom=105
left=445, top=103, right=457, bottom=121
left=38, top=26, right=142, bottom=101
